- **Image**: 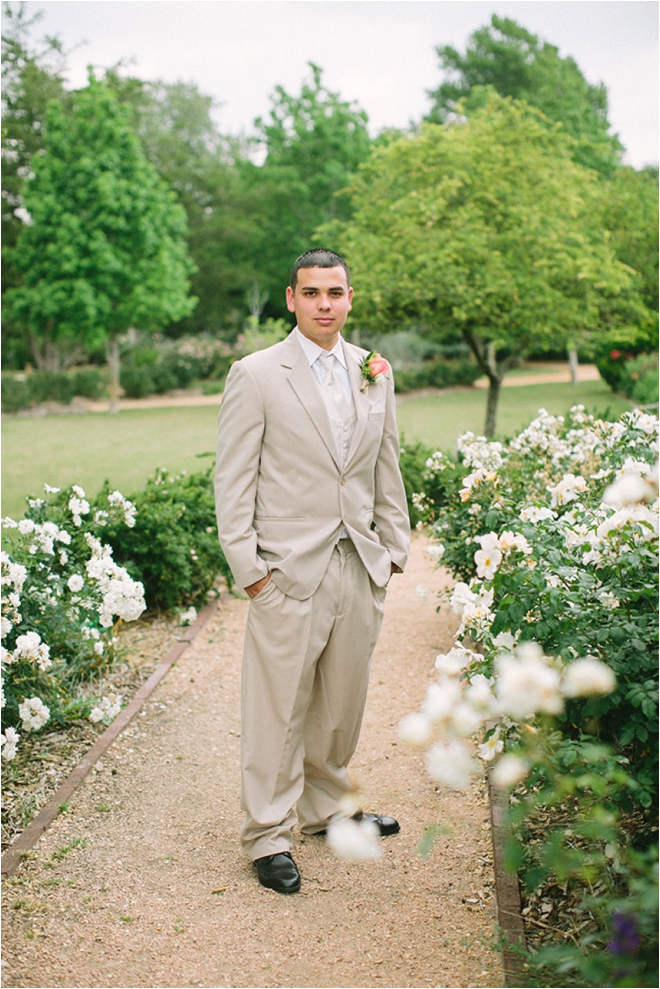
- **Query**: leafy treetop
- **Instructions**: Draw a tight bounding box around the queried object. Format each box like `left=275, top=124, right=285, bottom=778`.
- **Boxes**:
left=329, top=94, right=647, bottom=436
left=3, top=72, right=196, bottom=400
left=426, top=14, right=623, bottom=175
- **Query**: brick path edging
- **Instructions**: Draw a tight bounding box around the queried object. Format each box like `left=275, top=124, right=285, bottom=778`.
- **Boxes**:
left=488, top=771, right=528, bottom=987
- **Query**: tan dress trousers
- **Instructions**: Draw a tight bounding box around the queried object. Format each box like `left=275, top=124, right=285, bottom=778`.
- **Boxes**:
left=240, top=539, right=387, bottom=860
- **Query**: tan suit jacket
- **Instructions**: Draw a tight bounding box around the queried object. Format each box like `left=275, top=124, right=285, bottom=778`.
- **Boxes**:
left=215, top=329, right=410, bottom=600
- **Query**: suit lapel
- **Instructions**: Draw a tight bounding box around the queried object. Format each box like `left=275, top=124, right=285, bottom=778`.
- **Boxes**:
left=344, top=342, right=370, bottom=468
left=281, top=332, right=341, bottom=469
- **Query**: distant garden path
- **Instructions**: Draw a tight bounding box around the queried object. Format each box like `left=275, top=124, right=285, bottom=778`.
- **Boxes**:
left=74, top=362, right=600, bottom=413
left=2, top=534, right=504, bottom=989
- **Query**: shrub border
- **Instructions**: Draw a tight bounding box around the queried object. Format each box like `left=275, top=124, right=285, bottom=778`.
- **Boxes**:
left=1, top=599, right=219, bottom=879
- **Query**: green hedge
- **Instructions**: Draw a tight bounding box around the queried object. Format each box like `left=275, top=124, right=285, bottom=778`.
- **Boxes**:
left=393, top=357, right=482, bottom=393
left=1, top=369, right=107, bottom=413
left=96, top=466, right=234, bottom=612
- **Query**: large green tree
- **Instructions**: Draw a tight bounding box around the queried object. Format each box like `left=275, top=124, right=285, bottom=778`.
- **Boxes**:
left=3, top=73, right=197, bottom=407
left=329, top=95, right=647, bottom=436
left=426, top=14, right=623, bottom=175
left=246, top=63, right=373, bottom=318
left=106, top=73, right=264, bottom=335
left=1, top=1, right=69, bottom=366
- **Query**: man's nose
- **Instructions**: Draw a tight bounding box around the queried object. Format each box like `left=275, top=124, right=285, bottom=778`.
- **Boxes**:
left=317, top=294, right=331, bottom=310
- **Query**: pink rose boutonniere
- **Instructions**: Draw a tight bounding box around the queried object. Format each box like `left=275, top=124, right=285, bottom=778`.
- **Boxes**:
left=360, top=351, right=390, bottom=392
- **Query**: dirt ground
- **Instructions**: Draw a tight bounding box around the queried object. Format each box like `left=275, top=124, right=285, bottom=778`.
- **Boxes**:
left=1, top=534, right=505, bottom=989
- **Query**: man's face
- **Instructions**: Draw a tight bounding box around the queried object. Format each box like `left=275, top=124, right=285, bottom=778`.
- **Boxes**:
left=286, top=266, right=353, bottom=351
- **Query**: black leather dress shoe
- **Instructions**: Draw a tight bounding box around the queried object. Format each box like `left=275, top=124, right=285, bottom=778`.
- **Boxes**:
left=356, top=812, right=400, bottom=836
left=316, top=812, right=401, bottom=837
left=255, top=852, right=301, bottom=894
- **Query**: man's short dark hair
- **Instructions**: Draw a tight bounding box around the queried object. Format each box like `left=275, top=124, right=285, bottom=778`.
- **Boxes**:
left=289, top=249, right=350, bottom=291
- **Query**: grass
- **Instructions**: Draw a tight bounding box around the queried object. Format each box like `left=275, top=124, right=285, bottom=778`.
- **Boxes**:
left=396, top=379, right=631, bottom=452
left=2, top=379, right=632, bottom=521
left=2, top=404, right=219, bottom=520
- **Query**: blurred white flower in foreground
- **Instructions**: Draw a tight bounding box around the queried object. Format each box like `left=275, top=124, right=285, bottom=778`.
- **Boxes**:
left=562, top=657, right=617, bottom=698
left=327, top=816, right=381, bottom=861
left=424, top=543, right=445, bottom=563
left=491, top=754, right=528, bottom=788
left=398, top=711, right=433, bottom=747
left=426, top=739, right=476, bottom=789
left=496, top=643, right=563, bottom=719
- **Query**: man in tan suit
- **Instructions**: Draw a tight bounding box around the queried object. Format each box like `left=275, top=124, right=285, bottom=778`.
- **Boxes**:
left=215, top=249, right=410, bottom=893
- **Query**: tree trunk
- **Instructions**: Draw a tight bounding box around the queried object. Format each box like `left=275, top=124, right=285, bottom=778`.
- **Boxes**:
left=462, top=332, right=504, bottom=438
left=246, top=281, right=269, bottom=322
left=484, top=374, right=502, bottom=438
left=106, top=336, right=121, bottom=414
left=28, top=322, right=61, bottom=371
left=568, top=346, right=579, bottom=385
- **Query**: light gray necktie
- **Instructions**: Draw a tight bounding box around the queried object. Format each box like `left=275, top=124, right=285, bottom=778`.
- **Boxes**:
left=319, top=352, right=350, bottom=464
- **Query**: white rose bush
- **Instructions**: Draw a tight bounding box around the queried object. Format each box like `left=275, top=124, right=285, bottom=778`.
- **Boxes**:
left=409, top=406, right=658, bottom=986
left=1, top=484, right=145, bottom=760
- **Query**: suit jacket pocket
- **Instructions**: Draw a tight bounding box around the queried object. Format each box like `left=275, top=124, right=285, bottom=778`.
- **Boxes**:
left=254, top=516, right=305, bottom=522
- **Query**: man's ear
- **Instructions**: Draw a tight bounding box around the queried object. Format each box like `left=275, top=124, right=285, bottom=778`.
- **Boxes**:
left=286, top=286, right=296, bottom=313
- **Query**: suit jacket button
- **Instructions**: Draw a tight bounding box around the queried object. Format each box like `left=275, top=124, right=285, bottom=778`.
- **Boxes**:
left=340, top=477, right=346, bottom=485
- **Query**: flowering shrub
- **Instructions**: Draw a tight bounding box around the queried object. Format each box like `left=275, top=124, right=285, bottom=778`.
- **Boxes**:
left=95, top=466, right=233, bottom=612
left=414, top=406, right=658, bottom=800
left=406, top=406, right=658, bottom=986
left=1, top=484, right=146, bottom=760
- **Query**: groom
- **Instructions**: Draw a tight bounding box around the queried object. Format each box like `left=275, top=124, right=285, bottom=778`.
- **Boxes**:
left=215, top=249, right=410, bottom=893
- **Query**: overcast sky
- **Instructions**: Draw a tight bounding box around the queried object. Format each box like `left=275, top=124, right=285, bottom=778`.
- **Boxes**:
left=17, top=1, right=660, bottom=169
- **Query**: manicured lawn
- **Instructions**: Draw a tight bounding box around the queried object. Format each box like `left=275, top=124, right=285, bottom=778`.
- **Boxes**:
left=2, top=404, right=220, bottom=520
left=2, top=379, right=631, bottom=521
left=396, top=379, right=631, bottom=452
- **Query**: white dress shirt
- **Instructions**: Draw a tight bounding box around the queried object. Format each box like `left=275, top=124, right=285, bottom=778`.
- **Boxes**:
left=294, top=327, right=352, bottom=403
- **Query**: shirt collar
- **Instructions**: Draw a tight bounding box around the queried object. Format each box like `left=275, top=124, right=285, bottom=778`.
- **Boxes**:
left=294, top=326, right=347, bottom=369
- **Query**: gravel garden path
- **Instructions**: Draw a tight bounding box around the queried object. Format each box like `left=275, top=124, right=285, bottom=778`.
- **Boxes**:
left=68, top=362, right=600, bottom=414
left=2, top=534, right=504, bottom=989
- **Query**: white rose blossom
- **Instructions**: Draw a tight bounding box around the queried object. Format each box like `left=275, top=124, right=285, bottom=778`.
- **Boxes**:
left=69, top=496, right=91, bottom=526
left=107, top=490, right=137, bottom=528
left=475, top=546, right=502, bottom=580
left=548, top=473, right=588, bottom=508
left=478, top=728, right=504, bottom=762
left=89, top=694, right=123, bottom=724
left=434, top=646, right=475, bottom=677
left=1, top=726, right=20, bottom=761
left=19, top=696, right=50, bottom=731
left=179, top=607, right=197, bottom=626
left=10, top=631, right=51, bottom=670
